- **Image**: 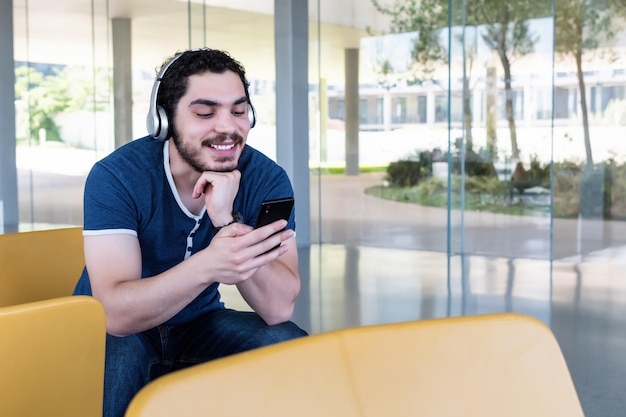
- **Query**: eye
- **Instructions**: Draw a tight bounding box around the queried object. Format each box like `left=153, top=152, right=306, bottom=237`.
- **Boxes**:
left=191, top=103, right=216, bottom=118
left=232, top=103, right=248, bottom=117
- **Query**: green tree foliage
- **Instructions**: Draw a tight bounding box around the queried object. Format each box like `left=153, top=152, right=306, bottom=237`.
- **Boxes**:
left=371, top=0, right=448, bottom=81
left=14, top=65, right=110, bottom=144
left=15, top=66, right=63, bottom=143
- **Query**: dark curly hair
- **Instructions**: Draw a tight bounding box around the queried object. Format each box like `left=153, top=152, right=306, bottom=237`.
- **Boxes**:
left=156, top=48, right=251, bottom=133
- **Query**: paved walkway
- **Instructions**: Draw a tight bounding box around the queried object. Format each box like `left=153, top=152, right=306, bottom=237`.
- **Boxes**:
left=313, top=172, right=626, bottom=260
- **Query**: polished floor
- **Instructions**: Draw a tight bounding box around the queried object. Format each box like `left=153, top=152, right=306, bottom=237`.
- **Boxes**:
left=220, top=245, right=626, bottom=417
left=16, top=153, right=626, bottom=417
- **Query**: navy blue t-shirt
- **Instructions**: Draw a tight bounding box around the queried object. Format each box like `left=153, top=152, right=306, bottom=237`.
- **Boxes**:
left=73, top=136, right=295, bottom=325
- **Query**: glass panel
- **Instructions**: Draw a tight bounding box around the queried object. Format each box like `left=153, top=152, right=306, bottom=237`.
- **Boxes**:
left=553, top=0, right=626, bottom=258
left=446, top=1, right=556, bottom=261
left=13, top=0, right=111, bottom=231
left=315, top=4, right=452, bottom=255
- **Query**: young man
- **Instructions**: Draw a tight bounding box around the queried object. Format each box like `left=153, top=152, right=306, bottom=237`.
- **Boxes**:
left=73, top=48, right=308, bottom=417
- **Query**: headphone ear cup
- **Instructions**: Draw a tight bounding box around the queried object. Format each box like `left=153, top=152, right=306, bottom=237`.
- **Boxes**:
left=155, top=106, right=169, bottom=141
left=146, top=107, right=160, bottom=138
left=248, top=103, right=257, bottom=129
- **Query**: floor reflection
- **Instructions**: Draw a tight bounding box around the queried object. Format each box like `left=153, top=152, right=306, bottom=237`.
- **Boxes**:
left=220, top=243, right=626, bottom=417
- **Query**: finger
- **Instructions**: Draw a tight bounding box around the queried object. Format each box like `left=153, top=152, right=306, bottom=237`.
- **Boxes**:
left=192, top=176, right=210, bottom=199
left=255, top=236, right=291, bottom=259
left=255, top=219, right=289, bottom=239
left=253, top=228, right=294, bottom=256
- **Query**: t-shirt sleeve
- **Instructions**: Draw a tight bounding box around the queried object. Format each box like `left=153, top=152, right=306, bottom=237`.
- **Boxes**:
left=83, top=162, right=139, bottom=234
left=237, top=159, right=296, bottom=231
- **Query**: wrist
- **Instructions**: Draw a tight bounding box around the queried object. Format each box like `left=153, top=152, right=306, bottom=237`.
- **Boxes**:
left=211, top=211, right=243, bottom=233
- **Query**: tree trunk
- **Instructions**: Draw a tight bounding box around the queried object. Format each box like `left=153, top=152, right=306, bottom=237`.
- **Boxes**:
left=499, top=54, right=520, bottom=159
left=575, top=48, right=593, bottom=166
left=463, top=76, right=474, bottom=150
left=485, top=66, right=498, bottom=158
left=493, top=13, right=520, bottom=160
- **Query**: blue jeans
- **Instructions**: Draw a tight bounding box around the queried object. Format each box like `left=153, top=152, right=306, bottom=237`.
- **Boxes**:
left=103, top=309, right=308, bottom=417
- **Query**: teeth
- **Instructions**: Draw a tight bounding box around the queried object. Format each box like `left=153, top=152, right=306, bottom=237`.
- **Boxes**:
left=210, top=143, right=235, bottom=150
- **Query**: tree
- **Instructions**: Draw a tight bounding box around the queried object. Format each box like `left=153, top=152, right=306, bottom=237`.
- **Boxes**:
left=14, top=66, right=64, bottom=143
left=371, top=0, right=478, bottom=148
left=475, top=1, right=544, bottom=160
left=370, top=0, right=548, bottom=160
left=14, top=64, right=110, bottom=144
left=370, top=0, right=448, bottom=81
left=555, top=0, right=622, bottom=167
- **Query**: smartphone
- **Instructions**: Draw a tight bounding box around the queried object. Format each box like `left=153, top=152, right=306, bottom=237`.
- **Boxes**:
left=255, top=197, right=295, bottom=254
left=255, top=197, right=295, bottom=229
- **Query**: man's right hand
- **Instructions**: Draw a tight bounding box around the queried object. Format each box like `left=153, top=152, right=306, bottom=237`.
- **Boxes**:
left=191, top=169, right=241, bottom=226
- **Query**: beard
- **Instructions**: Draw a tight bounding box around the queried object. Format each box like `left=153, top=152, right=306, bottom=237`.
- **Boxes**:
left=172, top=127, right=243, bottom=173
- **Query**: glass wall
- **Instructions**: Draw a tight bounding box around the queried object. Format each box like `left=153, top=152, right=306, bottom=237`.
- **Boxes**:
left=12, top=0, right=111, bottom=231
left=5, top=0, right=626, bottom=324
left=312, top=0, right=626, bottom=323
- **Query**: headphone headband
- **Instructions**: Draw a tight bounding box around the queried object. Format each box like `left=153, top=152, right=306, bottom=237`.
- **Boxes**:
left=146, top=49, right=256, bottom=141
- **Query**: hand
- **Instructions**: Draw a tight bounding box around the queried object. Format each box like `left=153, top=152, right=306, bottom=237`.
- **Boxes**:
left=192, top=170, right=241, bottom=226
left=203, top=220, right=294, bottom=285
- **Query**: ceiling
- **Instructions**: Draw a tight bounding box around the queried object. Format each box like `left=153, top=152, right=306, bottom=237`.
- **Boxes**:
left=12, top=0, right=393, bottom=83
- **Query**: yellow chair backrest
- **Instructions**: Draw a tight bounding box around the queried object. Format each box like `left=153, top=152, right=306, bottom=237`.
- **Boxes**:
left=0, top=227, right=84, bottom=307
left=125, top=313, right=584, bottom=417
left=0, top=296, right=106, bottom=417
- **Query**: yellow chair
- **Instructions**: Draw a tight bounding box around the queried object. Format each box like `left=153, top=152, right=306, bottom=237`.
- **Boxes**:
left=125, top=313, right=584, bottom=417
left=0, top=227, right=84, bottom=307
left=0, top=296, right=106, bottom=417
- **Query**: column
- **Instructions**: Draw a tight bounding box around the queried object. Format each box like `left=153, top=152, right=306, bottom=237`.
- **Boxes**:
left=0, top=0, right=18, bottom=233
left=274, top=0, right=310, bottom=247
left=345, top=47, right=359, bottom=176
left=112, top=18, right=133, bottom=148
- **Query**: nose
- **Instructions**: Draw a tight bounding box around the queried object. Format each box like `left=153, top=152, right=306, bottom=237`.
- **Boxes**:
left=213, top=109, right=237, bottom=134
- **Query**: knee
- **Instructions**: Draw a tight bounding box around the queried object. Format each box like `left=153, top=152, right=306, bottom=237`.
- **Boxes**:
left=256, top=320, right=308, bottom=346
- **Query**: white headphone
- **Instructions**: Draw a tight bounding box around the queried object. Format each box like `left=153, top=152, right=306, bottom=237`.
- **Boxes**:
left=146, top=49, right=257, bottom=141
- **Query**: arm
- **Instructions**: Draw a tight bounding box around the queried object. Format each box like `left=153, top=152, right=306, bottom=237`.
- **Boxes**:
left=236, top=234, right=300, bottom=325
left=204, top=220, right=301, bottom=325
left=86, top=219, right=297, bottom=336
left=85, top=233, right=211, bottom=336
left=193, top=169, right=302, bottom=325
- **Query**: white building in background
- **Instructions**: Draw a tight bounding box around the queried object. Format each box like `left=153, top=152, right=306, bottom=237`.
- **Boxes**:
left=325, top=18, right=626, bottom=165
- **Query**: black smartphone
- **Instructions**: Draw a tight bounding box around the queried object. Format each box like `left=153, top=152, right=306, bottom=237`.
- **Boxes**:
left=254, top=197, right=295, bottom=255
left=255, top=197, right=295, bottom=229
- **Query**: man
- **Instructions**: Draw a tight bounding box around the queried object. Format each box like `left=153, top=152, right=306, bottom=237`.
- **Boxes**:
left=73, top=48, right=308, bottom=417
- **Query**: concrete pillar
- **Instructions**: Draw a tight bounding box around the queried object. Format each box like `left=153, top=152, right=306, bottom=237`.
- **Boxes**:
left=345, top=48, right=359, bottom=176
left=383, top=91, right=391, bottom=131
left=112, top=18, right=133, bottom=148
left=0, top=0, right=18, bottom=233
left=274, top=0, right=310, bottom=247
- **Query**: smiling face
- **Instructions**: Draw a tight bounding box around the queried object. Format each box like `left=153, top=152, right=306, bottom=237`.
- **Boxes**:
left=171, top=70, right=252, bottom=173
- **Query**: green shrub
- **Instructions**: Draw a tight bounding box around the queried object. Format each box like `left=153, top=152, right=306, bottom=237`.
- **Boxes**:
left=386, top=160, right=421, bottom=187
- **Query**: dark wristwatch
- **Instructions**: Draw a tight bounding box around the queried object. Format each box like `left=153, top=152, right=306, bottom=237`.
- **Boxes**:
left=211, top=211, right=244, bottom=234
